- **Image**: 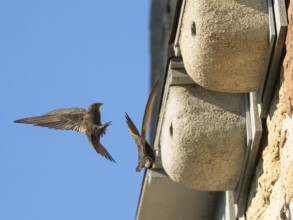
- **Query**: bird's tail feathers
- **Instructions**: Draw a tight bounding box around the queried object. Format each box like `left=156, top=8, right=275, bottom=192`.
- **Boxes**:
left=88, top=136, right=116, bottom=163
left=95, top=142, right=116, bottom=163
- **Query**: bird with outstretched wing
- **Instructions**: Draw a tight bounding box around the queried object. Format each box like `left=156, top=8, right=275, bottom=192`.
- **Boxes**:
left=14, top=102, right=115, bottom=163
left=126, top=80, right=160, bottom=172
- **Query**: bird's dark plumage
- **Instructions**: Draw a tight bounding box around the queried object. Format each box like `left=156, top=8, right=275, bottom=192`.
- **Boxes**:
left=14, top=102, right=115, bottom=163
left=126, top=80, right=160, bottom=172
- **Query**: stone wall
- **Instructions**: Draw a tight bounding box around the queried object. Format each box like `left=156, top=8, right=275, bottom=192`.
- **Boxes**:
left=241, top=1, right=293, bottom=219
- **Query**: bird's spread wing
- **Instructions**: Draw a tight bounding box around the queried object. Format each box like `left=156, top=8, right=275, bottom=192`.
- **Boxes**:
left=14, top=108, right=88, bottom=134
left=45, top=108, right=86, bottom=115
left=141, top=80, right=160, bottom=143
left=88, top=135, right=116, bottom=163
left=125, top=113, right=144, bottom=150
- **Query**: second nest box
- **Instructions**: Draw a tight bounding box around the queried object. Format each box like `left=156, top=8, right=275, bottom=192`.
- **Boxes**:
left=177, top=0, right=268, bottom=93
left=155, top=62, right=246, bottom=190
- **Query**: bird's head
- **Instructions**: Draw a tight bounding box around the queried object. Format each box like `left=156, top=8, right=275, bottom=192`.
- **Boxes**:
left=143, top=156, right=156, bottom=169
left=89, top=102, right=103, bottom=112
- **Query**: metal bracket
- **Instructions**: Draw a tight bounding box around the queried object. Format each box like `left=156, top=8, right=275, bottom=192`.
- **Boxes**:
left=170, top=0, right=186, bottom=57
left=234, top=93, right=263, bottom=217
left=153, top=59, right=194, bottom=169
left=257, top=0, right=288, bottom=118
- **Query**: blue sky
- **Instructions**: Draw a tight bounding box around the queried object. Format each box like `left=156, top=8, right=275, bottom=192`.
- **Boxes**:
left=0, top=1, right=151, bottom=219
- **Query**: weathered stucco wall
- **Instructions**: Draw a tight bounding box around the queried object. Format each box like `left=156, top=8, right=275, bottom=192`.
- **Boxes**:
left=244, top=71, right=286, bottom=219
left=284, top=0, right=293, bottom=116
left=240, top=2, right=293, bottom=219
